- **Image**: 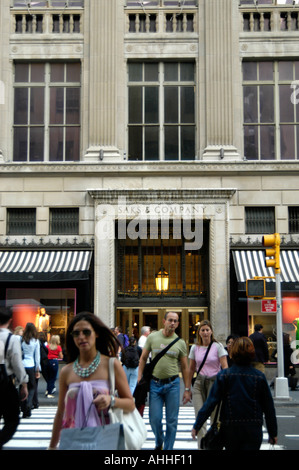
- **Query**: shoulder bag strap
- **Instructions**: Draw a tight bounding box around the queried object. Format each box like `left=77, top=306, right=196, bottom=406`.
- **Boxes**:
left=150, top=336, right=180, bottom=368
left=4, top=333, right=12, bottom=358
left=143, top=336, right=181, bottom=380
left=212, top=402, right=221, bottom=425
left=109, top=357, right=116, bottom=395
left=196, top=340, right=213, bottom=376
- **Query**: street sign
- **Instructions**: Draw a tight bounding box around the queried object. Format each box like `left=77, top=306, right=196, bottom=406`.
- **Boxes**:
left=261, top=299, right=277, bottom=313
left=246, top=279, right=265, bottom=298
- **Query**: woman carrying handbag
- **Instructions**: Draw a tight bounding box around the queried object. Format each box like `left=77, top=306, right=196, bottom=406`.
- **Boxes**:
left=191, top=337, right=278, bottom=451
left=48, top=312, right=135, bottom=450
left=186, top=320, right=228, bottom=449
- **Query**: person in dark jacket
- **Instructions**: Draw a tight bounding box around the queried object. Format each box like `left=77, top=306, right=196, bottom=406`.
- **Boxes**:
left=249, top=324, right=269, bottom=372
left=191, top=337, right=278, bottom=450
left=121, top=336, right=142, bottom=394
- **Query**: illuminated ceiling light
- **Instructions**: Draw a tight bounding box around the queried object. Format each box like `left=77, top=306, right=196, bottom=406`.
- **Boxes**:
left=155, top=267, right=169, bottom=292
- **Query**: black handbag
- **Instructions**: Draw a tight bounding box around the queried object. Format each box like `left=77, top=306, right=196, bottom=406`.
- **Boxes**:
left=192, top=341, right=213, bottom=386
left=200, top=402, right=223, bottom=450
left=133, top=336, right=180, bottom=408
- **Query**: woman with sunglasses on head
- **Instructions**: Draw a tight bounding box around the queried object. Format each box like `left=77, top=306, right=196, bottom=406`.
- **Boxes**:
left=48, top=312, right=135, bottom=450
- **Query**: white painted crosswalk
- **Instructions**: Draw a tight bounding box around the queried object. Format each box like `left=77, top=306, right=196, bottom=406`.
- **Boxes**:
left=2, top=405, right=284, bottom=450
left=142, top=407, right=197, bottom=450
left=2, top=407, right=55, bottom=450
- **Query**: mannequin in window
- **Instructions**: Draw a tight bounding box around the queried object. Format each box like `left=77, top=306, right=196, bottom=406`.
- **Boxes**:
left=36, top=307, right=50, bottom=341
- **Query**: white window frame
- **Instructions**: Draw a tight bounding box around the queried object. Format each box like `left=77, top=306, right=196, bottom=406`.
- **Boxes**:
left=127, top=61, right=196, bottom=161
left=13, top=61, right=81, bottom=162
left=243, top=60, right=299, bottom=161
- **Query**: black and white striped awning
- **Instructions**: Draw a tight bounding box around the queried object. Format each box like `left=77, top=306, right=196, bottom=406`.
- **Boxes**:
left=0, top=250, right=92, bottom=282
left=232, top=250, right=299, bottom=284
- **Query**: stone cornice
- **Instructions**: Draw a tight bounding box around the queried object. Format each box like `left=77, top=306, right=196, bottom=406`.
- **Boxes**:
left=0, top=161, right=299, bottom=176
left=88, top=188, right=236, bottom=204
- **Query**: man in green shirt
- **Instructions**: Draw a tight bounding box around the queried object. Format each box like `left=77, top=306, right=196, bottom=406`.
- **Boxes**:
left=138, top=312, right=191, bottom=450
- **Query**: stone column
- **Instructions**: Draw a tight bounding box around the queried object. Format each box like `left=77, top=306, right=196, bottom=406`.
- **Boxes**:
left=93, top=200, right=116, bottom=327
left=201, top=0, right=242, bottom=161
left=207, top=202, right=231, bottom=343
left=84, top=0, right=124, bottom=162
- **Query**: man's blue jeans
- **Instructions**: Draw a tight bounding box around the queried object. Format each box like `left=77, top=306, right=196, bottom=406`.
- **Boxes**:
left=149, top=376, right=180, bottom=450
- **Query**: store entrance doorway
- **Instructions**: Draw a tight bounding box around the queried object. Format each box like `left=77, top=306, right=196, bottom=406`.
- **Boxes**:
left=116, top=307, right=208, bottom=349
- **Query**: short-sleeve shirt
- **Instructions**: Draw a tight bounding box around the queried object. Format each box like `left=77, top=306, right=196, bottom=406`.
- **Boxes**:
left=144, top=330, right=187, bottom=380
left=188, top=342, right=227, bottom=377
left=47, top=344, right=62, bottom=360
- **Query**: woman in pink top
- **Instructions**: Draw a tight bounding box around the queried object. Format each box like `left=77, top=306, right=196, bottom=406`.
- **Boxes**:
left=187, top=320, right=228, bottom=449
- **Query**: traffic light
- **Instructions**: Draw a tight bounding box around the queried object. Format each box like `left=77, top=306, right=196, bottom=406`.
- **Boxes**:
left=262, top=233, right=281, bottom=272
left=246, top=278, right=265, bottom=298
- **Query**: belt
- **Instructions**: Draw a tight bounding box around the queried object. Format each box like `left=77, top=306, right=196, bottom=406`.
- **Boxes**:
left=152, top=375, right=179, bottom=384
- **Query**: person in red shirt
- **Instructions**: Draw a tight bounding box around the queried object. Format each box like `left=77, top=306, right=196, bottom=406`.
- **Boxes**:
left=46, top=335, right=63, bottom=398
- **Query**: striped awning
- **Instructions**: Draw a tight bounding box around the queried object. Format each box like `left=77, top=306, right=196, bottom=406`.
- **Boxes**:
left=232, top=250, right=299, bottom=284
left=0, top=250, right=92, bottom=282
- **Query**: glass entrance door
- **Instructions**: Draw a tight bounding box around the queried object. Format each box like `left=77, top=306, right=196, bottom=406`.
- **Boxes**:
left=116, top=306, right=208, bottom=345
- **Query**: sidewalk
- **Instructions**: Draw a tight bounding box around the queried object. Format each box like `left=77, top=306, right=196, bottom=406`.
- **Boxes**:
left=37, top=372, right=59, bottom=407
left=273, top=387, right=299, bottom=407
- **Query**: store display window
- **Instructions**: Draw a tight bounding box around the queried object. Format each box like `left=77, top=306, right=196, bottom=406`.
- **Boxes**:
left=6, top=288, right=76, bottom=349
left=247, top=293, right=299, bottom=360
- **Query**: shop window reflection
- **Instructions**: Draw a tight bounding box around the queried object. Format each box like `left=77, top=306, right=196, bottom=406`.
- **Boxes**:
left=6, top=288, right=76, bottom=350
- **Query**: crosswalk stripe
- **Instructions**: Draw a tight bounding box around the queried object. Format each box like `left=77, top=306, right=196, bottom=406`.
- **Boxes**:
left=2, top=406, right=284, bottom=450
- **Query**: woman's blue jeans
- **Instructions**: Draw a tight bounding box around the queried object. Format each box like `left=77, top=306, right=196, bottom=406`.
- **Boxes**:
left=47, top=359, right=58, bottom=394
left=149, top=376, right=180, bottom=450
left=123, top=365, right=138, bottom=394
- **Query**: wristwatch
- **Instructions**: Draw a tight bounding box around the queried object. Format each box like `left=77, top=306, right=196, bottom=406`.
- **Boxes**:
left=185, top=387, right=190, bottom=392
left=110, top=395, right=116, bottom=407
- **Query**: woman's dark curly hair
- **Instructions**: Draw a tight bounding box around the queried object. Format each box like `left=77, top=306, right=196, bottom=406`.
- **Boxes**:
left=65, top=312, right=120, bottom=363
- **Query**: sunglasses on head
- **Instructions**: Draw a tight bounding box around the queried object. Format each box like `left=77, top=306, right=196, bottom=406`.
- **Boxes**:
left=71, top=329, right=93, bottom=338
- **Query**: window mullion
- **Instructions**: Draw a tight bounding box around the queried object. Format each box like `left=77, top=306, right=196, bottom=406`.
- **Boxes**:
left=44, top=63, right=50, bottom=162
left=257, top=80, right=261, bottom=160
left=63, top=64, right=67, bottom=161
left=27, top=87, right=31, bottom=162
left=160, top=62, right=164, bottom=161
left=274, top=62, right=280, bottom=161
left=178, top=84, right=182, bottom=161
left=63, top=87, right=67, bottom=161
left=142, top=84, right=145, bottom=161
left=27, top=66, right=31, bottom=162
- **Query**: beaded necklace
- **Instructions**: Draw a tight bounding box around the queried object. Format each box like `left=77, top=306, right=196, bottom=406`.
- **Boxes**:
left=73, top=351, right=101, bottom=378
